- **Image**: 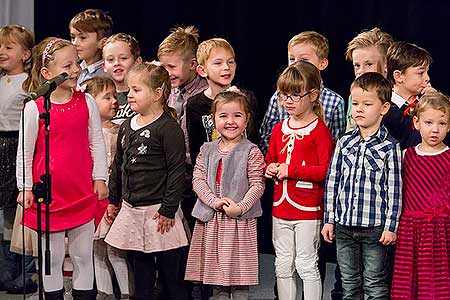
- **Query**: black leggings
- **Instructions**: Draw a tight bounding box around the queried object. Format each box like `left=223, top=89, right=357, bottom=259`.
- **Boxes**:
left=127, top=247, right=188, bottom=300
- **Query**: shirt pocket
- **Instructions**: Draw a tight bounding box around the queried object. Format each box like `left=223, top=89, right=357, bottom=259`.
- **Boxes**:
left=341, top=147, right=357, bottom=169
left=363, top=148, right=384, bottom=172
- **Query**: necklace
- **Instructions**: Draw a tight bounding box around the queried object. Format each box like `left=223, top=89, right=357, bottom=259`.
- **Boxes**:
left=6, top=76, right=12, bottom=84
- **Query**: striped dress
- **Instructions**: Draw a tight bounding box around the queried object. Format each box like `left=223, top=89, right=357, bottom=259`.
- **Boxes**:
left=391, top=146, right=450, bottom=300
left=184, top=146, right=265, bottom=286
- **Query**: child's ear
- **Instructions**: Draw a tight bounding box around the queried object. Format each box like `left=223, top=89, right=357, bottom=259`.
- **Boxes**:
left=380, top=101, right=391, bottom=116
left=40, top=67, right=52, bottom=80
left=393, top=70, right=403, bottom=84
left=135, top=56, right=143, bottom=65
left=318, top=57, right=328, bottom=71
left=196, top=64, right=208, bottom=78
left=98, top=37, right=108, bottom=50
left=412, top=115, right=419, bottom=129
left=22, top=49, right=31, bottom=63
left=189, top=57, right=198, bottom=71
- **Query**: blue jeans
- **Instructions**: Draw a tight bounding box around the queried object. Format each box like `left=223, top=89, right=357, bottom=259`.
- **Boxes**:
left=335, top=224, right=388, bottom=300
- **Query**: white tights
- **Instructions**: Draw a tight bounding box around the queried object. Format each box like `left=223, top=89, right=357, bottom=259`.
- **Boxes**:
left=42, top=220, right=94, bottom=292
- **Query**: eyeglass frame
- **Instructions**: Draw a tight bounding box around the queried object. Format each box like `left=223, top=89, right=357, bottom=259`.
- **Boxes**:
left=277, top=90, right=313, bottom=103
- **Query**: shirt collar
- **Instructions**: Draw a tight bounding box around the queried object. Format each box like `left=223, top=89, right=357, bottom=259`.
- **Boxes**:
left=80, top=60, right=104, bottom=74
left=181, top=74, right=204, bottom=94
left=391, top=91, right=408, bottom=108
left=350, top=125, right=389, bottom=143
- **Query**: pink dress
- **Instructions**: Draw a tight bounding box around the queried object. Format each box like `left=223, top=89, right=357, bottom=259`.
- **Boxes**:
left=23, top=91, right=97, bottom=232
left=391, top=146, right=450, bottom=300
left=184, top=147, right=265, bottom=286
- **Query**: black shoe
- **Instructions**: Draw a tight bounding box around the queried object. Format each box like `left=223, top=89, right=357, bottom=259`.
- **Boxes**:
left=5, top=272, right=38, bottom=294
left=45, top=288, right=65, bottom=300
left=72, top=288, right=97, bottom=300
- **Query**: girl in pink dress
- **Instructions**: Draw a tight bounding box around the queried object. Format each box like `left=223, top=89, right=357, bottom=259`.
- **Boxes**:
left=391, top=92, right=450, bottom=300
left=16, top=38, right=108, bottom=300
left=185, top=90, right=265, bottom=300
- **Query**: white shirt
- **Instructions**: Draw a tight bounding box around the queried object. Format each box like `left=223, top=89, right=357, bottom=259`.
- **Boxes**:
left=0, top=73, right=28, bottom=131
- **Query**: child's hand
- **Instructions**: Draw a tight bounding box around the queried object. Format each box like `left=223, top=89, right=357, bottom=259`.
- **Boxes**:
left=93, top=180, right=109, bottom=200
left=215, top=198, right=230, bottom=211
left=105, top=204, right=119, bottom=224
left=265, top=163, right=279, bottom=179
left=420, top=83, right=437, bottom=95
left=321, top=223, right=335, bottom=243
left=17, top=191, right=34, bottom=209
left=222, top=198, right=242, bottom=218
left=276, top=163, right=289, bottom=180
left=379, top=230, right=397, bottom=246
left=153, top=212, right=175, bottom=234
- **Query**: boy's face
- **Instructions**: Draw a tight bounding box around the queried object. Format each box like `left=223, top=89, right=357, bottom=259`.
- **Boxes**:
left=352, top=46, right=386, bottom=78
left=414, top=107, right=450, bottom=150
left=198, top=47, right=236, bottom=89
left=351, top=86, right=390, bottom=134
left=395, top=64, right=430, bottom=97
left=103, top=41, right=137, bottom=85
left=69, top=27, right=104, bottom=65
left=94, top=86, right=119, bottom=122
left=159, top=51, right=196, bottom=89
left=288, top=43, right=328, bottom=71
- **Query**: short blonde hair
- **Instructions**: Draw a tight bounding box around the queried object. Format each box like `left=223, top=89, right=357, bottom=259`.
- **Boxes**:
left=288, top=31, right=329, bottom=60
left=345, top=27, right=394, bottom=61
left=196, top=38, right=235, bottom=66
left=104, top=33, right=140, bottom=60
left=157, top=26, right=200, bottom=60
left=415, top=92, right=450, bottom=122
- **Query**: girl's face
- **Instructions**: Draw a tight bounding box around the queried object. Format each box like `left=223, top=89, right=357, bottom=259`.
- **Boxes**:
left=414, top=107, right=450, bottom=151
left=214, top=99, right=248, bottom=143
left=42, top=45, right=80, bottom=90
left=127, top=72, right=161, bottom=114
left=94, top=85, right=119, bottom=121
left=103, top=41, right=137, bottom=84
left=279, top=89, right=317, bottom=119
left=0, top=37, right=30, bottom=75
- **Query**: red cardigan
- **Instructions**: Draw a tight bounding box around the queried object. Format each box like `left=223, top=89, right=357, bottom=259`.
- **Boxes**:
left=266, top=117, right=334, bottom=220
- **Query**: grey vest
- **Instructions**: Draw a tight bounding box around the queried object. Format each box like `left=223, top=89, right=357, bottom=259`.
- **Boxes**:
left=191, top=138, right=263, bottom=222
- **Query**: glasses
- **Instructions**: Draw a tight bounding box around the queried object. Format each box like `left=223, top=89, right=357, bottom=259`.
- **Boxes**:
left=277, top=90, right=313, bottom=103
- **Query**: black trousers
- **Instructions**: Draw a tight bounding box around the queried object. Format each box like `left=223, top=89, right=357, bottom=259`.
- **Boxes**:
left=127, top=247, right=188, bottom=300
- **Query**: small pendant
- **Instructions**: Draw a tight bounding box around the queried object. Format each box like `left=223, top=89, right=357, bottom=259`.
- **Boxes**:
left=6, top=77, right=11, bottom=84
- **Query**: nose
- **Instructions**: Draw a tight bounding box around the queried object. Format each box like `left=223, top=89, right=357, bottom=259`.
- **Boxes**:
left=424, top=71, right=430, bottom=83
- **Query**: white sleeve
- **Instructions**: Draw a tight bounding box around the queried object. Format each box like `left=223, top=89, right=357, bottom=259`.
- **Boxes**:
left=86, top=93, right=108, bottom=181
left=16, top=101, right=39, bottom=190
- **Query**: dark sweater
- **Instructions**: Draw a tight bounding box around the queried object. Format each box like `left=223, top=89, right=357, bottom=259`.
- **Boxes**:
left=109, top=113, right=186, bottom=219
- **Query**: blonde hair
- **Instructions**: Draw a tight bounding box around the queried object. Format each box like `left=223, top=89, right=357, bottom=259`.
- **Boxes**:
left=81, top=76, right=116, bottom=97
left=345, top=28, right=394, bottom=61
left=277, top=61, right=324, bottom=119
left=196, top=38, right=235, bottom=66
left=157, top=25, right=200, bottom=59
left=288, top=31, right=329, bottom=60
left=415, top=92, right=450, bottom=122
left=69, top=8, right=113, bottom=39
left=0, top=25, right=35, bottom=79
left=104, top=33, right=140, bottom=60
left=25, top=38, right=73, bottom=92
left=127, top=62, right=175, bottom=118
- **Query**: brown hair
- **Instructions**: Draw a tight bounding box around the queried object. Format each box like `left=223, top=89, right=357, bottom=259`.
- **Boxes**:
left=104, top=33, right=140, bottom=60
left=387, top=41, right=432, bottom=84
left=211, top=90, right=250, bottom=122
left=197, top=38, right=235, bottom=66
left=81, top=76, right=116, bottom=97
left=277, top=60, right=324, bottom=118
left=415, top=92, right=450, bottom=122
left=25, top=38, right=73, bottom=92
left=345, top=27, right=394, bottom=61
left=288, top=31, right=329, bottom=60
left=157, top=25, right=200, bottom=60
left=351, top=72, right=392, bottom=104
left=69, top=9, right=113, bottom=39
left=0, top=25, right=35, bottom=79
left=127, top=62, right=175, bottom=118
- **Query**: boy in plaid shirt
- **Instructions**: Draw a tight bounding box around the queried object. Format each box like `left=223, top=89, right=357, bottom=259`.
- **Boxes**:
left=322, top=72, right=402, bottom=300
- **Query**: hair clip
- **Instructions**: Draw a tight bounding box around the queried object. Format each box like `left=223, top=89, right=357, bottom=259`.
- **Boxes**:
left=42, top=38, right=63, bottom=66
left=150, top=60, right=162, bottom=67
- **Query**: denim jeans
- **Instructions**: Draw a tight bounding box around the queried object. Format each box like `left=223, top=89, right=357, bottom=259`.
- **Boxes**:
left=335, top=224, right=388, bottom=300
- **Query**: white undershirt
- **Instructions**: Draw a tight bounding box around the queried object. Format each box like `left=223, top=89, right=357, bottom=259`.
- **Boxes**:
left=16, top=93, right=108, bottom=189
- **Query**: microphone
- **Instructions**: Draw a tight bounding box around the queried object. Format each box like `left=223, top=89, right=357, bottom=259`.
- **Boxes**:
left=23, top=72, right=69, bottom=104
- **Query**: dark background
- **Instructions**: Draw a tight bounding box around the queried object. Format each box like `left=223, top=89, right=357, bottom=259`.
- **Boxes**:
left=36, top=0, right=450, bottom=252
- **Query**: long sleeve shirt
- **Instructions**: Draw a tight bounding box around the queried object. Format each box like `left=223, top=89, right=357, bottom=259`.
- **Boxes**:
left=259, top=83, right=346, bottom=153
left=323, top=125, right=403, bottom=232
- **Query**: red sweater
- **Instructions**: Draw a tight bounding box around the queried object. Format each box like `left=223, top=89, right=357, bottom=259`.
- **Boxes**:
left=266, top=117, right=334, bottom=220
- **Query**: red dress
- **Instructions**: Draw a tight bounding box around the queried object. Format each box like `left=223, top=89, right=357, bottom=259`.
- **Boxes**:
left=24, top=91, right=97, bottom=232
left=391, top=146, right=450, bottom=300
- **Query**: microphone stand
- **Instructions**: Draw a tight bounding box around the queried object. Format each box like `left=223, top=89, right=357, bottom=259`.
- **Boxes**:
left=31, top=82, right=56, bottom=300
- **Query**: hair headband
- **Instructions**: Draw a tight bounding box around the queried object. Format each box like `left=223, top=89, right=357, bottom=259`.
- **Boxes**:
left=42, top=38, right=63, bottom=65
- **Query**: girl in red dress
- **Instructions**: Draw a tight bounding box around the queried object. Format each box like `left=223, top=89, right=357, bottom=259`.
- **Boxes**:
left=391, top=92, right=450, bottom=300
left=17, top=38, right=108, bottom=300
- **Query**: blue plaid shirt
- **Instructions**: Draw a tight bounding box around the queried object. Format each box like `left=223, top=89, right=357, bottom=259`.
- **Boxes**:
left=259, top=83, right=345, bottom=153
left=323, top=125, right=403, bottom=232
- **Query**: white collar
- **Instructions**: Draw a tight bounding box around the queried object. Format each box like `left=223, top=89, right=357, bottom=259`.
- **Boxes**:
left=80, top=60, right=104, bottom=73
left=391, top=91, right=408, bottom=108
